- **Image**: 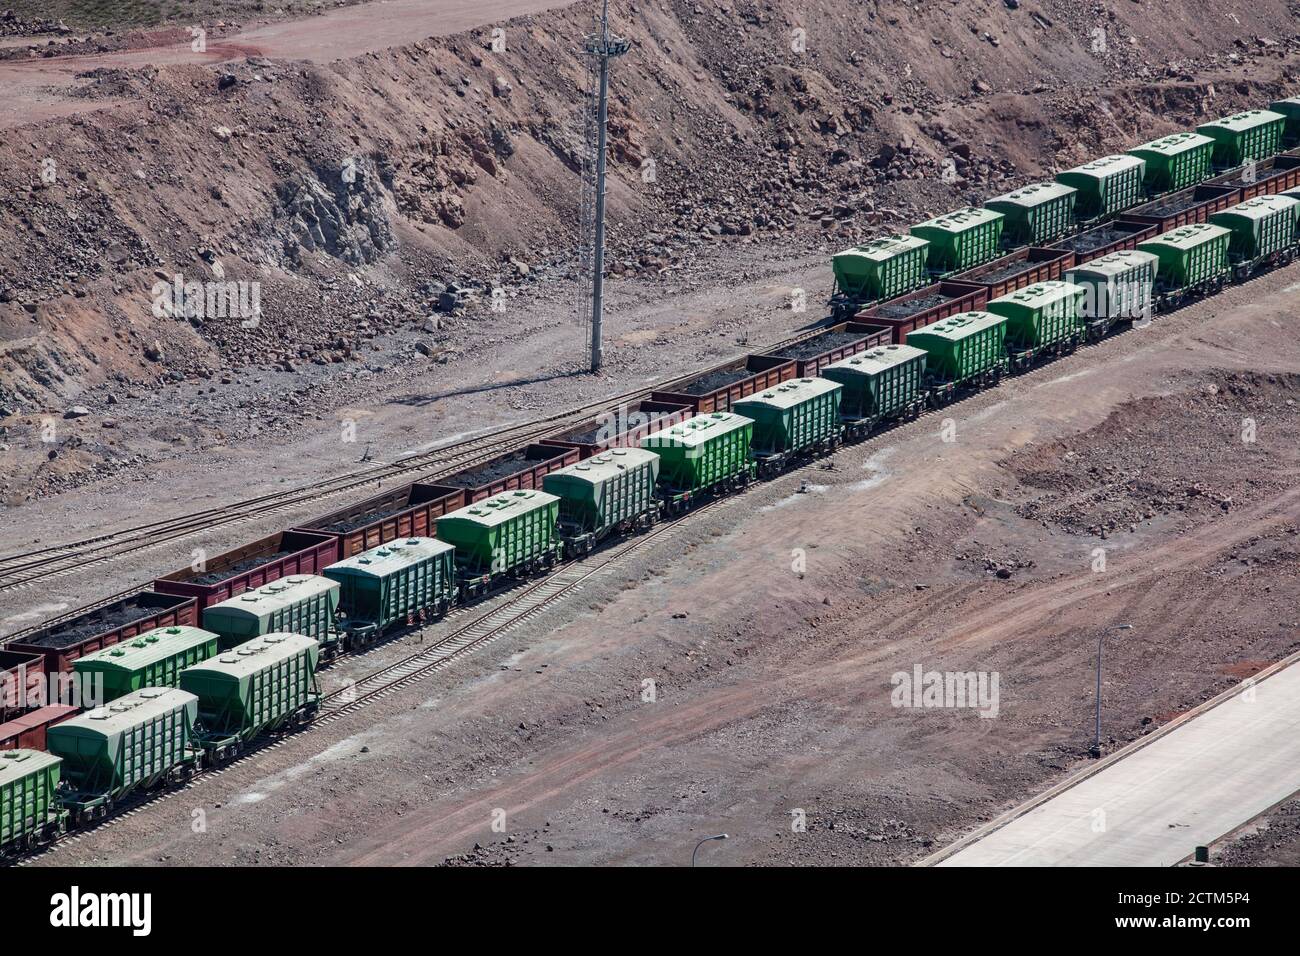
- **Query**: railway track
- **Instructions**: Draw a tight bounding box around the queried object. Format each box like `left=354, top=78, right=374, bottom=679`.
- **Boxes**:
left=0, top=415, right=578, bottom=596
left=316, top=506, right=705, bottom=722
left=10, top=475, right=737, bottom=866
left=0, top=327, right=821, bottom=610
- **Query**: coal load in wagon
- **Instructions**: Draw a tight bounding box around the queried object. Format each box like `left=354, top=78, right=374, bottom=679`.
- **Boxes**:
left=776, top=333, right=867, bottom=360
left=1054, top=223, right=1144, bottom=256
left=872, top=291, right=950, bottom=319
left=449, top=451, right=545, bottom=487
left=677, top=369, right=753, bottom=396
left=26, top=597, right=168, bottom=648
left=188, top=550, right=293, bottom=585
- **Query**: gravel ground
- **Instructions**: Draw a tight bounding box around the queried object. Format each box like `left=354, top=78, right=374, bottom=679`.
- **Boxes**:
left=1211, top=799, right=1300, bottom=866
left=26, top=262, right=1300, bottom=867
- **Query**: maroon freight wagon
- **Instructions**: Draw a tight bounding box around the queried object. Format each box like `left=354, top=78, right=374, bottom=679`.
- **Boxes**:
left=761, top=322, right=893, bottom=377
left=6, top=590, right=198, bottom=676
left=1122, top=183, right=1242, bottom=233
left=444, top=443, right=580, bottom=504
left=153, top=529, right=338, bottom=608
left=651, top=355, right=796, bottom=414
left=296, top=482, right=466, bottom=560
left=953, top=247, right=1075, bottom=299
left=540, top=399, right=690, bottom=458
left=0, top=650, right=43, bottom=720
left=1206, top=150, right=1300, bottom=202
left=0, top=705, right=78, bottom=751
left=853, top=280, right=987, bottom=344
left=1048, top=218, right=1157, bottom=266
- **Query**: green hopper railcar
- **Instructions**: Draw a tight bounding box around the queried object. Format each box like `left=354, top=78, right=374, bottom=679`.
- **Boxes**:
left=1197, top=109, right=1287, bottom=170
left=906, top=310, right=1009, bottom=401
left=983, top=182, right=1077, bottom=246
left=202, top=574, right=340, bottom=654
left=1064, top=249, right=1159, bottom=338
left=733, top=377, right=843, bottom=478
left=180, top=634, right=320, bottom=764
left=1272, top=97, right=1300, bottom=148
left=640, top=412, right=754, bottom=515
left=0, top=749, right=65, bottom=857
left=435, top=489, right=562, bottom=598
left=72, top=625, right=220, bottom=704
left=1137, top=223, right=1231, bottom=307
left=47, top=687, right=200, bottom=823
left=324, top=537, right=457, bottom=644
left=1209, top=194, right=1300, bottom=278
left=1126, top=132, right=1215, bottom=194
left=909, top=207, right=1005, bottom=275
left=542, top=448, right=661, bottom=556
left=986, top=280, right=1086, bottom=368
left=819, top=344, right=927, bottom=439
left=830, top=235, right=930, bottom=315
left=1055, top=154, right=1146, bottom=221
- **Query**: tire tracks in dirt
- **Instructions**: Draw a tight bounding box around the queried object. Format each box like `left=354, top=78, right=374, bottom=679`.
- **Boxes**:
left=335, top=484, right=1300, bottom=864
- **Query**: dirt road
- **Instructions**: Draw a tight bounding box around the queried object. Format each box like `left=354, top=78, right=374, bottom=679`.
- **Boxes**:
left=0, top=0, right=576, bottom=128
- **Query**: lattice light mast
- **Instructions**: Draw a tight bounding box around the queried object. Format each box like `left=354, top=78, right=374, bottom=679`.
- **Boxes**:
left=577, top=0, right=630, bottom=373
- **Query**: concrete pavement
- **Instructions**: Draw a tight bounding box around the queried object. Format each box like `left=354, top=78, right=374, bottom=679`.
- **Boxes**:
left=930, top=654, right=1300, bottom=866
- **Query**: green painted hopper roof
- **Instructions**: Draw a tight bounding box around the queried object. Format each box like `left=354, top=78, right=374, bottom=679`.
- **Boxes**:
left=54, top=687, right=197, bottom=737
left=821, top=344, right=928, bottom=376
left=988, top=280, right=1084, bottom=311
left=186, top=633, right=319, bottom=680
left=1065, top=249, right=1159, bottom=279
left=1282, top=186, right=1300, bottom=199
left=734, top=377, right=841, bottom=412
left=1128, top=132, right=1213, bottom=157
left=325, top=537, right=454, bottom=579
left=985, top=181, right=1076, bottom=209
left=834, top=234, right=928, bottom=262
left=1198, top=109, right=1285, bottom=134
left=545, top=447, right=659, bottom=486
left=73, top=625, right=217, bottom=672
left=908, top=310, right=1006, bottom=341
left=1059, top=154, right=1145, bottom=179
left=205, top=574, right=338, bottom=620
left=1211, top=194, right=1300, bottom=222
left=642, top=411, right=753, bottom=450
left=0, top=749, right=60, bottom=787
left=439, top=488, right=559, bottom=529
left=912, top=206, right=1003, bottom=233
left=1139, top=222, right=1231, bottom=251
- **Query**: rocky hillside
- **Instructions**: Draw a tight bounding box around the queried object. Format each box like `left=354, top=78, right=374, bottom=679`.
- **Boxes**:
left=2, top=0, right=1299, bottom=415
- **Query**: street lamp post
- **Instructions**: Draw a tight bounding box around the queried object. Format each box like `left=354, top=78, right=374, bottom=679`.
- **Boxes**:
left=1094, top=623, right=1133, bottom=757
left=691, top=833, right=728, bottom=866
